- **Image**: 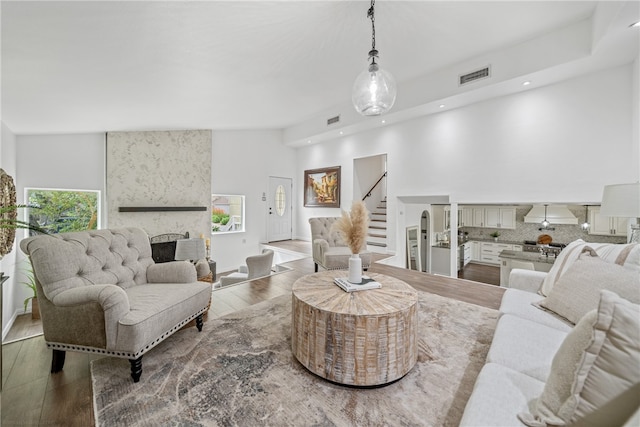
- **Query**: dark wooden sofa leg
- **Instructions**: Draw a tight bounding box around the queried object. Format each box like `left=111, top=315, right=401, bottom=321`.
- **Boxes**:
left=314, top=263, right=318, bottom=273
left=196, top=314, right=204, bottom=332
left=130, top=356, right=143, bottom=383
left=51, top=349, right=66, bottom=373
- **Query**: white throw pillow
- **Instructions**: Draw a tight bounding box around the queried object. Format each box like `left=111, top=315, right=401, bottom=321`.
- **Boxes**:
left=539, top=241, right=639, bottom=297
left=538, top=250, right=640, bottom=324
left=519, top=290, right=640, bottom=426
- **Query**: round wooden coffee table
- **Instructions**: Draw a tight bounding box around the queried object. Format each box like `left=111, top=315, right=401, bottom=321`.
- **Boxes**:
left=291, top=271, right=419, bottom=386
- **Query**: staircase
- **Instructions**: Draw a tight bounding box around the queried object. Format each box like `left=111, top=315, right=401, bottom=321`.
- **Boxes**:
left=367, top=198, right=387, bottom=252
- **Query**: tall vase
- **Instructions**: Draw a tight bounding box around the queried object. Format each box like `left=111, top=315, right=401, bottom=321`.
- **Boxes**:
left=348, top=253, right=362, bottom=284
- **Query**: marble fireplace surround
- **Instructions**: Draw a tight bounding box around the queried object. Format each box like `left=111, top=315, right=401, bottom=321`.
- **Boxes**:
left=106, top=130, right=212, bottom=238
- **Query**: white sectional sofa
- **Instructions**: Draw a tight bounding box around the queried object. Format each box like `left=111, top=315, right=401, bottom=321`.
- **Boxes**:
left=459, top=240, right=640, bottom=427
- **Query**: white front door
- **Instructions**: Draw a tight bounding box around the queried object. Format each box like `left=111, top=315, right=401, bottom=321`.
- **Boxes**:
left=267, top=176, right=292, bottom=242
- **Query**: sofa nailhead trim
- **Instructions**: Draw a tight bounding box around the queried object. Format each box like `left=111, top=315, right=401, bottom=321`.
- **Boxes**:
left=45, top=305, right=208, bottom=359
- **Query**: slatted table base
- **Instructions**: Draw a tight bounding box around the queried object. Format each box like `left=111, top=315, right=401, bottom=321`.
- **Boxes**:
left=291, top=271, right=418, bottom=386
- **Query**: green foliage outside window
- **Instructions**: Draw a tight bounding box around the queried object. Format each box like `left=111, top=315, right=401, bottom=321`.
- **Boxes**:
left=211, top=195, right=244, bottom=233
left=27, top=189, right=99, bottom=234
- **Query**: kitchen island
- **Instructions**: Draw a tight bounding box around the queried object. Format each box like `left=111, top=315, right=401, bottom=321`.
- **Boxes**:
left=498, top=249, right=556, bottom=287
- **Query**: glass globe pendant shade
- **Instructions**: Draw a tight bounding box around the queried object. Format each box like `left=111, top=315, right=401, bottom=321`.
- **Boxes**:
left=352, top=62, right=397, bottom=116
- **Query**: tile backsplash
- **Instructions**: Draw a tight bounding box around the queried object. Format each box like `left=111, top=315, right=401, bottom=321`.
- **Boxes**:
left=462, top=206, right=627, bottom=245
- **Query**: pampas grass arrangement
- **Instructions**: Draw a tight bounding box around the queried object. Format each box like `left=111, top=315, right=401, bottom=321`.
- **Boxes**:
left=332, top=201, right=370, bottom=254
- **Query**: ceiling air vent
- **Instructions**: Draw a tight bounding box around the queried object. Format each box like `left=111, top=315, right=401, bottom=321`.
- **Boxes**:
left=459, top=66, right=491, bottom=86
left=327, top=115, right=340, bottom=126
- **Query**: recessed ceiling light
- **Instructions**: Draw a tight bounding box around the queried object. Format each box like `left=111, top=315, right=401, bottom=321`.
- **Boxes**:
left=439, top=104, right=445, bottom=109
left=339, top=131, right=343, bottom=135
left=307, top=140, right=311, bottom=144
left=630, top=21, right=640, bottom=28
left=381, top=120, right=386, bottom=124
left=523, top=81, right=531, bottom=86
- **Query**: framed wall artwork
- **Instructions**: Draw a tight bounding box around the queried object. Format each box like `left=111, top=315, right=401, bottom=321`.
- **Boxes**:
left=304, top=166, right=341, bottom=208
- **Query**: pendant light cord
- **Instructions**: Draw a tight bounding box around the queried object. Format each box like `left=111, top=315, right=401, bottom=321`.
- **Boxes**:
left=367, top=0, right=378, bottom=63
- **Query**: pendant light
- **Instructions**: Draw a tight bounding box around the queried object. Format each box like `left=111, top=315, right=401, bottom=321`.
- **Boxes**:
left=581, top=205, right=590, bottom=230
left=352, top=0, right=397, bottom=116
left=541, top=204, right=550, bottom=228
left=538, top=204, right=556, bottom=231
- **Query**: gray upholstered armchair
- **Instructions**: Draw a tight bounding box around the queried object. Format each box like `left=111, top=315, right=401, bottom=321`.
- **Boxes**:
left=309, top=217, right=371, bottom=272
left=20, top=227, right=212, bottom=382
left=220, top=249, right=274, bottom=286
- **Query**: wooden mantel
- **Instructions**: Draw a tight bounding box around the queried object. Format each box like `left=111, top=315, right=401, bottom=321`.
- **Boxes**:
left=118, top=207, right=207, bottom=212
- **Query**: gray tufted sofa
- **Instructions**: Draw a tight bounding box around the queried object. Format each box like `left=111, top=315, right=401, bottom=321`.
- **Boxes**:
left=20, top=227, right=212, bottom=382
left=309, top=217, right=371, bottom=272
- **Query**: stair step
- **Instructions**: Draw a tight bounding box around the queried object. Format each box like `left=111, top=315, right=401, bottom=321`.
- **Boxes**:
left=367, top=241, right=387, bottom=247
left=368, top=232, right=386, bottom=238
left=369, top=224, right=386, bottom=230
left=370, top=219, right=386, bottom=223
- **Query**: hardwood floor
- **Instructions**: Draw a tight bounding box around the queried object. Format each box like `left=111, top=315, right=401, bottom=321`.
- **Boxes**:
left=1, top=241, right=504, bottom=426
left=458, top=262, right=501, bottom=286
left=3, top=313, right=44, bottom=343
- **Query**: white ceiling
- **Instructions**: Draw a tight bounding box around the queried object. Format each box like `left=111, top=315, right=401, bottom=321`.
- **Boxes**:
left=1, top=1, right=638, bottom=137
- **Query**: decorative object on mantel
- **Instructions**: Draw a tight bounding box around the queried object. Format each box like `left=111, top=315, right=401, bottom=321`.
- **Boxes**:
left=331, top=201, right=370, bottom=283
left=352, top=0, right=397, bottom=116
left=118, top=206, right=207, bottom=212
left=600, top=182, right=640, bottom=243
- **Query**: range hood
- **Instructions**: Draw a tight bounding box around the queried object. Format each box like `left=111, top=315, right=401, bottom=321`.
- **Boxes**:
left=524, top=205, right=578, bottom=225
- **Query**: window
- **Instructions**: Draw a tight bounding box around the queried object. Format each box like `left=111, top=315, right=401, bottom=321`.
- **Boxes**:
left=26, top=188, right=100, bottom=234
left=211, top=194, right=245, bottom=233
left=275, top=185, right=286, bottom=217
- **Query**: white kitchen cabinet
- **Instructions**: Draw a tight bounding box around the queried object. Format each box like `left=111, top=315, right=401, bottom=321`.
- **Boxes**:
left=460, top=206, right=516, bottom=229
left=589, top=206, right=628, bottom=237
left=460, top=208, right=474, bottom=227
left=463, top=243, right=471, bottom=266
left=457, top=243, right=471, bottom=271
left=472, top=208, right=485, bottom=227
left=480, top=242, right=512, bottom=265
left=471, top=241, right=481, bottom=261
left=484, top=207, right=516, bottom=229
left=443, top=206, right=451, bottom=231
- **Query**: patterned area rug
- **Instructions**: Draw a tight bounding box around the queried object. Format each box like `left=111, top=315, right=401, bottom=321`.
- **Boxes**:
left=91, top=291, right=498, bottom=426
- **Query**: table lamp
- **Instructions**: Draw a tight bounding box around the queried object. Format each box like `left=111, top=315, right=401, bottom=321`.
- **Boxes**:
left=600, top=182, right=640, bottom=243
left=174, top=238, right=206, bottom=263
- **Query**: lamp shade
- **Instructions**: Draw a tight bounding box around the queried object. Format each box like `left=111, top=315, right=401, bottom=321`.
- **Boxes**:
left=600, top=183, right=640, bottom=217
left=174, top=238, right=206, bottom=261
left=352, top=63, right=397, bottom=116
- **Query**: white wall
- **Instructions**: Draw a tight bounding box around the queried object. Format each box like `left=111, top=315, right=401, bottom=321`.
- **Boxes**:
left=633, top=58, right=639, bottom=181
left=295, top=65, right=637, bottom=265
left=210, top=130, right=296, bottom=273
left=5, top=133, right=106, bottom=336
left=1, top=122, right=19, bottom=338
